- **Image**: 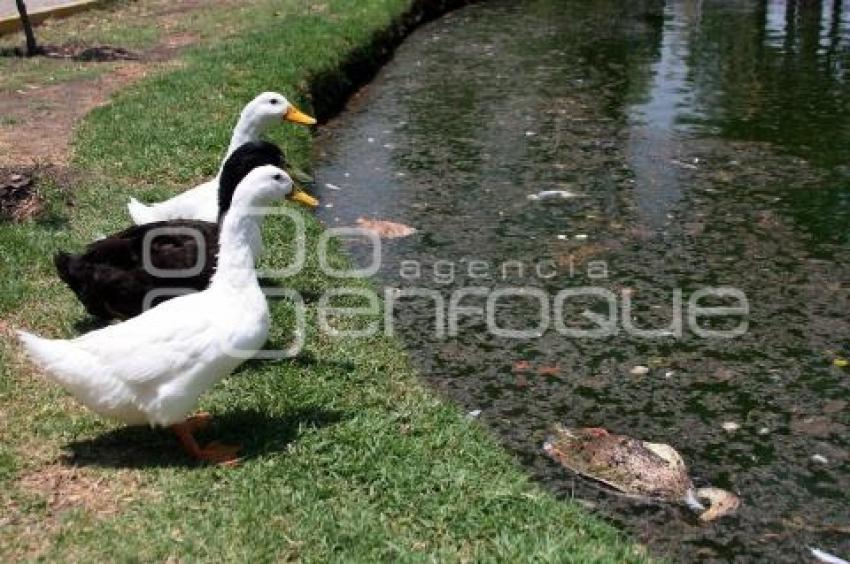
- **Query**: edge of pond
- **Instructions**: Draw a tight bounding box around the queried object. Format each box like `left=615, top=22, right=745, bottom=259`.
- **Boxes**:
left=10, top=0, right=652, bottom=559
left=309, top=0, right=480, bottom=121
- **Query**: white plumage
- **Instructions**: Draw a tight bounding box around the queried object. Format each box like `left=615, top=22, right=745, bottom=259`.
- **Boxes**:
left=19, top=165, right=296, bottom=463
left=127, top=92, right=316, bottom=224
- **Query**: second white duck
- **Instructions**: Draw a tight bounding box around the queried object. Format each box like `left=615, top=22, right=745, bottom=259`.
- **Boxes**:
left=127, top=92, right=316, bottom=224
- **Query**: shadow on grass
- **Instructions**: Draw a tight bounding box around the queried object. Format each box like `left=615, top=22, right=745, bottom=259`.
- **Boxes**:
left=72, top=316, right=111, bottom=333
left=233, top=349, right=357, bottom=374
left=61, top=406, right=346, bottom=469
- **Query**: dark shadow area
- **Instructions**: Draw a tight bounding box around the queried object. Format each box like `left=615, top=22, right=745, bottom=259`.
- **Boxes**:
left=61, top=406, right=346, bottom=469
left=257, top=277, right=323, bottom=304
left=0, top=44, right=138, bottom=61
left=309, top=0, right=479, bottom=122
left=232, top=349, right=357, bottom=375
left=72, top=316, right=111, bottom=333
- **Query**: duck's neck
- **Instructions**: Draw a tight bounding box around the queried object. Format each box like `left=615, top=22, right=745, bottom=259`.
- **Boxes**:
left=211, top=207, right=262, bottom=290
left=222, top=115, right=264, bottom=165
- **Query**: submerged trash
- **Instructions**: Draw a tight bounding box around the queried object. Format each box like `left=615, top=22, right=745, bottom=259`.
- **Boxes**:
left=543, top=425, right=740, bottom=522
left=527, top=190, right=579, bottom=201
left=810, top=547, right=850, bottom=564
left=696, top=487, right=741, bottom=522
left=355, top=218, right=417, bottom=239
left=722, top=421, right=740, bottom=433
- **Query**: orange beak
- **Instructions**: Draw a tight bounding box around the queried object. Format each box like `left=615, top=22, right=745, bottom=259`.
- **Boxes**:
left=284, top=105, right=317, bottom=126
left=288, top=189, right=319, bottom=208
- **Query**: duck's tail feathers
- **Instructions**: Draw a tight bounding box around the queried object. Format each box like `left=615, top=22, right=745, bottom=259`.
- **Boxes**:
left=127, top=197, right=156, bottom=225
left=17, top=330, right=110, bottom=401
left=17, top=331, right=83, bottom=384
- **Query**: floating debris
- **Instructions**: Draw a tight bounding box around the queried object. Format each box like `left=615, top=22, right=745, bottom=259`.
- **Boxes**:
left=630, top=365, right=650, bottom=376
left=543, top=425, right=740, bottom=522
left=810, top=547, right=850, bottom=564
left=538, top=365, right=560, bottom=377
left=527, top=190, right=579, bottom=201
left=671, top=159, right=698, bottom=170
left=696, top=487, right=741, bottom=522
left=354, top=218, right=416, bottom=239
left=574, top=234, right=588, bottom=240
left=325, top=183, right=342, bottom=191
left=811, top=454, right=829, bottom=465
left=467, top=409, right=482, bottom=419
left=722, top=421, right=740, bottom=433
left=834, top=358, right=848, bottom=368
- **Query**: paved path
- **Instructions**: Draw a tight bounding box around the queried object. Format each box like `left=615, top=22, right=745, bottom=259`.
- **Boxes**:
left=0, top=0, right=87, bottom=20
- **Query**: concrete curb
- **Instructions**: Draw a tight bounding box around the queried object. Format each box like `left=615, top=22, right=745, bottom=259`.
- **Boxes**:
left=0, top=0, right=101, bottom=37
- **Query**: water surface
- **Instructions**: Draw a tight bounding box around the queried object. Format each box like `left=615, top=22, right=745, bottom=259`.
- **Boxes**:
left=313, top=1, right=850, bottom=560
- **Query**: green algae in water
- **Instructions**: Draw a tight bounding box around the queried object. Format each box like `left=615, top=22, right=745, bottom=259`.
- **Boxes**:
left=313, top=0, right=850, bottom=561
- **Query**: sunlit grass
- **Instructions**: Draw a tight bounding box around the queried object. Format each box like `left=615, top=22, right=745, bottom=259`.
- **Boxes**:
left=0, top=0, right=648, bottom=560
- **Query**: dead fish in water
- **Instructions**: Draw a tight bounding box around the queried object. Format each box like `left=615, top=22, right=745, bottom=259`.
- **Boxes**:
left=542, top=425, right=740, bottom=522
left=355, top=218, right=417, bottom=239
left=527, top=190, right=579, bottom=201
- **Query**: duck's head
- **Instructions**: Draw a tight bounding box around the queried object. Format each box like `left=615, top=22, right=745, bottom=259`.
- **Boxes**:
left=219, top=142, right=318, bottom=219
left=232, top=165, right=318, bottom=210
left=242, top=92, right=317, bottom=127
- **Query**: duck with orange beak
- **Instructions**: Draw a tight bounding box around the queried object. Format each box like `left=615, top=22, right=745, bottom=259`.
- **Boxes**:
left=127, top=92, right=317, bottom=225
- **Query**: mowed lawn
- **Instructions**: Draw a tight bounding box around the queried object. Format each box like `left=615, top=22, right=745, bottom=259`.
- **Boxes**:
left=0, top=0, right=648, bottom=561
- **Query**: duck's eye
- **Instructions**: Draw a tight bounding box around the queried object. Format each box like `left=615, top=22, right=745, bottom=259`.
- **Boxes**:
left=273, top=174, right=282, bottom=181
left=269, top=99, right=279, bottom=105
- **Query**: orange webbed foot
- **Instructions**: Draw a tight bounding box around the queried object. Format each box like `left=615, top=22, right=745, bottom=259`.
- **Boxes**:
left=184, top=411, right=214, bottom=433
left=196, top=441, right=242, bottom=466
left=170, top=420, right=241, bottom=466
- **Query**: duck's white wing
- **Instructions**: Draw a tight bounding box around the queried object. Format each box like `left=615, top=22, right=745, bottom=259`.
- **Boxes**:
left=155, top=180, right=219, bottom=222
left=73, top=294, right=223, bottom=384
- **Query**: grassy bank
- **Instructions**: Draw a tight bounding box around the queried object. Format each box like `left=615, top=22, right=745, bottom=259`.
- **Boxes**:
left=0, top=0, right=647, bottom=560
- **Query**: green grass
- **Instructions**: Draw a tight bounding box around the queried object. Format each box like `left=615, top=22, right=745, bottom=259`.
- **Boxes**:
left=0, top=0, right=648, bottom=561
left=0, top=0, right=308, bottom=93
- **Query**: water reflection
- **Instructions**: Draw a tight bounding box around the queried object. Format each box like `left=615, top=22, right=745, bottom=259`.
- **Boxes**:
left=627, top=0, right=699, bottom=229
left=313, top=0, right=850, bottom=561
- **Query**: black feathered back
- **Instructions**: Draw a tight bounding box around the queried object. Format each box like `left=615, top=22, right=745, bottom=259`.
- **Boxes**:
left=55, top=140, right=287, bottom=320
left=218, top=141, right=285, bottom=220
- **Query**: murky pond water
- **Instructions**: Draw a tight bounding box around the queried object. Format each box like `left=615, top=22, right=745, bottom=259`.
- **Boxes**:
left=312, top=1, right=850, bottom=561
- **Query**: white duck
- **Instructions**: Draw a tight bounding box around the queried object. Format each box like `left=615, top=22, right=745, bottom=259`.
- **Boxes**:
left=127, top=92, right=316, bottom=225
left=19, top=165, right=296, bottom=464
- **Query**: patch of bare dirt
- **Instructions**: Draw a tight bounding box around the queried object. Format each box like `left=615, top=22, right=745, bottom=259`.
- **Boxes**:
left=1, top=464, right=154, bottom=560
left=0, top=0, right=240, bottom=168
left=17, top=464, right=145, bottom=517
left=0, top=59, right=150, bottom=167
left=0, top=164, right=77, bottom=221
left=0, top=168, right=41, bottom=221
